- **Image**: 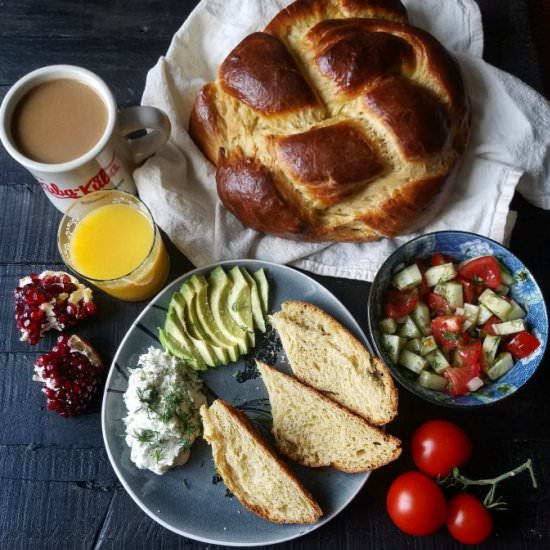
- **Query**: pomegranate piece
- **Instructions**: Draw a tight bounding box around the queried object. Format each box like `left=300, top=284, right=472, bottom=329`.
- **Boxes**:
left=14, top=271, right=96, bottom=344
left=33, top=335, right=104, bottom=417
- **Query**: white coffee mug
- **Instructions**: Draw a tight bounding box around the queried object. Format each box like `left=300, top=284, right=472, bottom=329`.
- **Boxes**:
left=0, top=65, right=170, bottom=212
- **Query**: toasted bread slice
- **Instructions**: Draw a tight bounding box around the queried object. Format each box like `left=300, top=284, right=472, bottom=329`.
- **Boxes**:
left=200, top=400, right=322, bottom=524
left=270, top=301, right=398, bottom=425
left=257, top=362, right=401, bottom=473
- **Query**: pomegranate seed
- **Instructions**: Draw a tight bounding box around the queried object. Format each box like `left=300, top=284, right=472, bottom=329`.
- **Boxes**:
left=31, top=309, right=44, bottom=321
left=33, top=335, right=104, bottom=417
left=14, top=271, right=96, bottom=344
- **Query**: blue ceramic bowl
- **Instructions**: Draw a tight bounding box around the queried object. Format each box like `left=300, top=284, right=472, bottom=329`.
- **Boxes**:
left=367, top=231, right=548, bottom=407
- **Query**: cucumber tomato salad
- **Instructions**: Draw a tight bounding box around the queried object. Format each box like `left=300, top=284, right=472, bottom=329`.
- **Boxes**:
left=380, top=254, right=541, bottom=396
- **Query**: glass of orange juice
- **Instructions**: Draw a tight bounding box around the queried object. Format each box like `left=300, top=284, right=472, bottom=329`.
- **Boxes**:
left=58, top=190, right=170, bottom=301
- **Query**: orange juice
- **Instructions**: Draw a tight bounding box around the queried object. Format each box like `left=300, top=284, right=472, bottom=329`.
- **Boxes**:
left=70, top=203, right=153, bottom=279
left=67, top=201, right=169, bottom=301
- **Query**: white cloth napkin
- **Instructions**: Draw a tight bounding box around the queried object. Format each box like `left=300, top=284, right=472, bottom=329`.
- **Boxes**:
left=135, top=0, right=550, bottom=281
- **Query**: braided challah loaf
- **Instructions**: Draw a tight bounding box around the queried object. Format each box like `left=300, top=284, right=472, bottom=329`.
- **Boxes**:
left=190, top=0, right=469, bottom=242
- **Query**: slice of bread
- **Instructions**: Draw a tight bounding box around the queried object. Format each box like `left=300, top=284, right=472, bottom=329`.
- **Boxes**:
left=257, top=361, right=401, bottom=473
left=200, top=400, right=322, bottom=524
left=270, top=301, right=398, bottom=425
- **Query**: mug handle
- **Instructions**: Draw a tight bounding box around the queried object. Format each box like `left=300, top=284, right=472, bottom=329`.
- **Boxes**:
left=117, top=106, right=171, bottom=164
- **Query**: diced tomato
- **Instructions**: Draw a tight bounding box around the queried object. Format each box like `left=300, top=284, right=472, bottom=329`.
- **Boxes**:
left=454, top=338, right=482, bottom=367
left=459, top=277, right=474, bottom=303
left=480, top=316, right=500, bottom=336
left=457, top=276, right=483, bottom=304
left=506, top=331, right=541, bottom=359
left=458, top=256, right=501, bottom=289
left=427, top=293, right=452, bottom=316
left=431, top=253, right=451, bottom=267
left=384, top=288, right=419, bottom=319
left=444, top=363, right=481, bottom=395
left=432, top=315, right=463, bottom=349
left=500, top=333, right=515, bottom=346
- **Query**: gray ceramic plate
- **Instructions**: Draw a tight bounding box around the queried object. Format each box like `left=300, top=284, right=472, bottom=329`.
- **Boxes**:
left=102, top=260, right=371, bottom=546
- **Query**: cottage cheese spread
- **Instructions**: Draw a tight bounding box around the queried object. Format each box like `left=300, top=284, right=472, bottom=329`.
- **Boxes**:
left=123, top=347, right=206, bottom=475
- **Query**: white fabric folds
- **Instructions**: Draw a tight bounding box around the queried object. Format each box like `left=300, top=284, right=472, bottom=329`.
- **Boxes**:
left=135, top=0, right=550, bottom=280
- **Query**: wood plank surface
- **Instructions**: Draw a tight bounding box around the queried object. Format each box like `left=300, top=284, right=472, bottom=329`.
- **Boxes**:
left=0, top=1, right=549, bottom=549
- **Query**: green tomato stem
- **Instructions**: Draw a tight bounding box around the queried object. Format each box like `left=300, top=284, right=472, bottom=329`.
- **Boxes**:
left=440, top=458, right=538, bottom=509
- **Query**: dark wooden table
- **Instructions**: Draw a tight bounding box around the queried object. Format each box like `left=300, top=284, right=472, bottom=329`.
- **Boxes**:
left=1, top=1, right=549, bottom=549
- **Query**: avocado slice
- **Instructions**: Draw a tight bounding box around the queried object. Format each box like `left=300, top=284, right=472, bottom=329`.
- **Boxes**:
left=228, top=266, right=255, bottom=347
left=174, top=289, right=229, bottom=365
left=253, top=268, right=270, bottom=314
left=178, top=284, right=208, bottom=340
left=208, top=267, right=249, bottom=355
left=159, top=322, right=206, bottom=371
left=165, top=305, right=218, bottom=368
left=159, top=329, right=198, bottom=368
left=187, top=274, right=240, bottom=362
left=241, top=268, right=266, bottom=333
left=159, top=329, right=206, bottom=371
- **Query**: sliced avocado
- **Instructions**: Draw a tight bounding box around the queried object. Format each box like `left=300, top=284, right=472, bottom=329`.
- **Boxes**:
left=188, top=274, right=240, bottom=362
left=165, top=306, right=218, bottom=368
left=178, top=284, right=207, bottom=340
left=173, top=290, right=229, bottom=365
left=241, top=268, right=266, bottom=333
left=228, top=266, right=255, bottom=347
left=208, top=267, right=249, bottom=355
left=253, top=268, right=270, bottom=314
left=159, top=326, right=206, bottom=371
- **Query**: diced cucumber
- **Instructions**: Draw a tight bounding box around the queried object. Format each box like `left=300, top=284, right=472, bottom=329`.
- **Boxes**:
left=392, top=264, right=423, bottom=291
left=420, top=335, right=438, bottom=356
left=477, top=304, right=493, bottom=325
left=405, top=338, right=422, bottom=354
left=495, top=284, right=510, bottom=296
left=411, top=302, right=431, bottom=336
left=424, top=263, right=457, bottom=287
left=418, top=370, right=448, bottom=391
left=487, top=352, right=514, bottom=380
left=381, top=334, right=405, bottom=364
left=464, top=303, right=480, bottom=327
left=396, top=316, right=408, bottom=324
left=492, top=319, right=526, bottom=335
left=455, top=307, right=465, bottom=316
left=435, top=282, right=463, bottom=309
left=447, top=283, right=464, bottom=309
left=425, top=349, right=450, bottom=374
left=497, top=259, right=515, bottom=286
left=379, top=317, right=397, bottom=334
left=398, top=350, right=427, bottom=374
left=433, top=283, right=446, bottom=297
left=466, top=376, right=485, bottom=392
left=505, top=299, right=526, bottom=321
left=482, top=335, right=501, bottom=364
left=404, top=336, right=439, bottom=356
left=397, top=316, right=422, bottom=339
left=478, top=289, right=513, bottom=320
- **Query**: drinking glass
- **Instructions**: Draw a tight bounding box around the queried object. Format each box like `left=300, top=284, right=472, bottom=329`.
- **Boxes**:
left=58, top=190, right=170, bottom=301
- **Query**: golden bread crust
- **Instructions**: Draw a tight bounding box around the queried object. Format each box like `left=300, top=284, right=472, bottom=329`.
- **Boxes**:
left=200, top=400, right=322, bottom=524
left=277, top=300, right=398, bottom=425
left=189, top=0, right=470, bottom=242
left=257, top=361, right=402, bottom=473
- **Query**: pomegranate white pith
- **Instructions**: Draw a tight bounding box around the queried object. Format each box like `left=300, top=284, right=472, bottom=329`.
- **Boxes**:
left=14, top=271, right=96, bottom=344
